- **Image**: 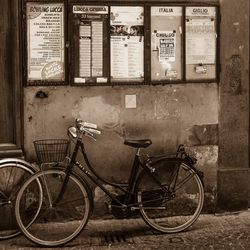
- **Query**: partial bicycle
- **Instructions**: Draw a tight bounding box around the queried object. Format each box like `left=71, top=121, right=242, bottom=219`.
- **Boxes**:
left=15, top=119, right=204, bottom=247
left=0, top=158, right=38, bottom=239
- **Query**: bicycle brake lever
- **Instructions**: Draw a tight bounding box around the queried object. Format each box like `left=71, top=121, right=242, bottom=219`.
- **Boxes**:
left=86, top=133, right=96, bottom=141
left=81, top=127, right=97, bottom=141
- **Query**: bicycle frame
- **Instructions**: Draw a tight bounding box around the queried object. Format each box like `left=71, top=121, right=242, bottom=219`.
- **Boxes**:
left=54, top=134, right=200, bottom=211
left=55, top=137, right=148, bottom=207
left=14, top=121, right=205, bottom=247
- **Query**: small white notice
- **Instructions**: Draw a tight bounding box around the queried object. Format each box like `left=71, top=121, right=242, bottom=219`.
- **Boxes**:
left=125, top=95, right=137, bottom=109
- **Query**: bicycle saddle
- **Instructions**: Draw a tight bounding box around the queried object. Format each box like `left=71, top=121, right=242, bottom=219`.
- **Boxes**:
left=124, top=139, right=152, bottom=148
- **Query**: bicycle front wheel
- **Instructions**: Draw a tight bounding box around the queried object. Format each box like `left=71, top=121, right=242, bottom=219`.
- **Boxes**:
left=136, top=160, right=204, bottom=233
left=0, top=162, right=36, bottom=239
left=15, top=169, right=91, bottom=247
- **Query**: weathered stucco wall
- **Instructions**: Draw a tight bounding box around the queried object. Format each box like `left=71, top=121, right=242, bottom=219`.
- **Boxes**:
left=22, top=0, right=250, bottom=213
left=24, top=83, right=218, bottom=211
left=217, top=0, right=249, bottom=211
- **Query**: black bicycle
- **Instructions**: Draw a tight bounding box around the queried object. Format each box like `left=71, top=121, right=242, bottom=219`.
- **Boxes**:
left=15, top=119, right=204, bottom=247
left=0, top=158, right=38, bottom=239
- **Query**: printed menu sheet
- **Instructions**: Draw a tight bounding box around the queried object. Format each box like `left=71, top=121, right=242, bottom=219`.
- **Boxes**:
left=27, top=3, right=64, bottom=80
left=186, top=7, right=216, bottom=65
left=110, top=7, right=144, bottom=80
left=73, top=5, right=108, bottom=83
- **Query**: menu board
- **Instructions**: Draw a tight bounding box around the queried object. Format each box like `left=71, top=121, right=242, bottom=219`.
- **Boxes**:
left=186, top=8, right=216, bottom=65
left=26, top=3, right=65, bottom=81
left=110, top=6, right=144, bottom=82
left=78, top=20, right=103, bottom=77
left=151, top=7, right=182, bottom=81
left=73, top=5, right=108, bottom=84
left=185, top=7, right=217, bottom=80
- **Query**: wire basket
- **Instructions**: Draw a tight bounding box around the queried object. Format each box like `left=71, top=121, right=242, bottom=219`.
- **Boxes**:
left=34, top=139, right=70, bottom=164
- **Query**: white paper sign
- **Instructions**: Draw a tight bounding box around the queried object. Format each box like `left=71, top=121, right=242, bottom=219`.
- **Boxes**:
left=186, top=7, right=216, bottom=17
left=186, top=19, right=216, bottom=64
left=154, top=31, right=176, bottom=62
left=110, top=7, right=144, bottom=80
left=27, top=3, right=65, bottom=80
left=111, top=36, right=144, bottom=79
left=73, top=5, right=108, bottom=14
left=151, top=7, right=182, bottom=16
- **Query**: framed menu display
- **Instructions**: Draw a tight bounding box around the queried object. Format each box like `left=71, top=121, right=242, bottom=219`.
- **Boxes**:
left=110, top=6, right=144, bottom=82
left=151, top=7, right=182, bottom=81
left=26, top=2, right=65, bottom=82
left=185, top=7, right=217, bottom=80
left=72, top=5, right=109, bottom=85
left=24, top=2, right=219, bottom=86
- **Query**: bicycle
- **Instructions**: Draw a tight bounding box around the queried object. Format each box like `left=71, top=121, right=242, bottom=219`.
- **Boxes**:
left=0, top=158, right=38, bottom=239
left=15, top=119, right=204, bottom=247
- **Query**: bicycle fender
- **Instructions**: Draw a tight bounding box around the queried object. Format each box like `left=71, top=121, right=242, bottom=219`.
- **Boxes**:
left=140, top=157, right=204, bottom=187
left=182, top=160, right=205, bottom=187
left=76, top=173, right=94, bottom=214
left=146, top=156, right=183, bottom=168
left=135, top=157, right=181, bottom=189
left=194, top=169, right=204, bottom=187
left=0, top=158, right=33, bottom=167
left=0, top=158, right=38, bottom=172
left=45, top=166, right=94, bottom=214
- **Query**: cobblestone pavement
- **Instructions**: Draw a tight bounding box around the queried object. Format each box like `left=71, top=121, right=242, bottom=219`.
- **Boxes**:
left=1, top=211, right=250, bottom=250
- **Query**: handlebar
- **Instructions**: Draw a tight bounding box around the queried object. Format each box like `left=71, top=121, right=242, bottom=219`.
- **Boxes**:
left=73, top=119, right=101, bottom=140
left=78, top=120, right=98, bottom=129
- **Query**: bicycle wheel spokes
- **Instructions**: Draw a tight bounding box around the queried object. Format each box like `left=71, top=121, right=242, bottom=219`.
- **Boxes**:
left=0, top=164, right=34, bottom=239
left=137, top=161, right=204, bottom=233
left=15, top=169, right=90, bottom=247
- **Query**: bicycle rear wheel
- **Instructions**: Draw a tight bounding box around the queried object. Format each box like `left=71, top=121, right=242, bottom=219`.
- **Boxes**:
left=136, top=160, right=204, bottom=233
left=15, top=169, right=91, bottom=247
left=0, top=162, right=36, bottom=239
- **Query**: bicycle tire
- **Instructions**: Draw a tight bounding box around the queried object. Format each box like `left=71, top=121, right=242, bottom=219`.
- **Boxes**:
left=15, top=168, right=91, bottom=247
left=0, top=161, right=37, bottom=239
left=136, top=159, right=204, bottom=233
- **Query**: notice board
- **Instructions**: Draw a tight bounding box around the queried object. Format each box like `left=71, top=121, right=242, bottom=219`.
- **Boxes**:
left=110, top=6, right=144, bottom=82
left=185, top=7, right=217, bottom=80
left=26, top=2, right=65, bottom=81
left=151, top=7, right=182, bottom=81
left=72, top=5, right=109, bottom=85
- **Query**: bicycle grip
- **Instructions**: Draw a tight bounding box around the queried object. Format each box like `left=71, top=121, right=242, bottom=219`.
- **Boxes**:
left=88, top=128, right=101, bottom=135
left=82, top=122, right=98, bottom=129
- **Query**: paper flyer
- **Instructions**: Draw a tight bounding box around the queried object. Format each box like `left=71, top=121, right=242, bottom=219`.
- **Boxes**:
left=110, top=7, right=144, bottom=80
left=27, top=3, right=64, bottom=80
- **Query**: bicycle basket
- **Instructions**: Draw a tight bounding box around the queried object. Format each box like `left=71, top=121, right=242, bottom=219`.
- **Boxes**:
left=34, top=139, right=70, bottom=164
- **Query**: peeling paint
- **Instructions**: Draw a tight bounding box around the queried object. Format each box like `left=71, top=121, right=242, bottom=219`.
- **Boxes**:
left=188, top=124, right=218, bottom=146
left=23, top=84, right=218, bottom=213
left=190, top=145, right=218, bottom=166
left=71, top=96, right=120, bottom=129
left=154, top=93, right=182, bottom=120
left=189, top=145, right=218, bottom=212
left=239, top=45, right=244, bottom=51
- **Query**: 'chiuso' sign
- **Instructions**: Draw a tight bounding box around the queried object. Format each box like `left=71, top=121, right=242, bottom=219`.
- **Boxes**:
left=186, top=7, right=216, bottom=17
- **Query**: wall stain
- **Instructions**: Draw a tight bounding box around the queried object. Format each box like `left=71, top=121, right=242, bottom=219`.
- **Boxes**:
left=225, top=55, right=241, bottom=95
left=188, top=124, right=218, bottom=146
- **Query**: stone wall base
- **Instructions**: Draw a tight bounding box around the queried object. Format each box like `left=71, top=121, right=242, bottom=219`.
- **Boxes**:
left=216, top=168, right=249, bottom=212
